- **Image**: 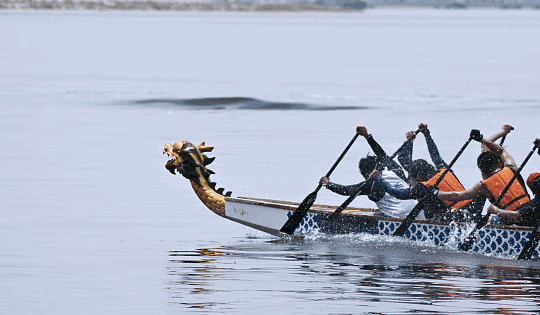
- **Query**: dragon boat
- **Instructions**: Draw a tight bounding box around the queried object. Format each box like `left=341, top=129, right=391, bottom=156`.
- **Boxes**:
left=163, top=140, right=540, bottom=260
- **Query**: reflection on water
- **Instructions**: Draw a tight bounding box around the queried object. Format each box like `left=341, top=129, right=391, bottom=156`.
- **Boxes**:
left=168, top=248, right=227, bottom=308
left=167, top=236, right=540, bottom=313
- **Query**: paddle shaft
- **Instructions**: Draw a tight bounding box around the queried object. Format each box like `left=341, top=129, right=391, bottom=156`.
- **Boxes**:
left=393, top=137, right=473, bottom=237
left=499, top=134, right=508, bottom=146
left=456, top=132, right=512, bottom=244
left=497, top=126, right=514, bottom=146
left=329, top=182, right=366, bottom=217
left=330, top=129, right=422, bottom=217
left=460, top=144, right=538, bottom=252
left=279, top=133, right=361, bottom=234
left=517, top=146, right=540, bottom=260
left=307, top=133, right=362, bottom=197
left=301, top=132, right=361, bottom=198
left=378, top=129, right=422, bottom=170
left=518, top=223, right=540, bottom=260
left=325, top=134, right=361, bottom=178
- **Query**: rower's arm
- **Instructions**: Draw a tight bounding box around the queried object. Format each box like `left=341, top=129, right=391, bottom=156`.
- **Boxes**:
left=437, top=182, right=488, bottom=202
left=479, top=138, right=517, bottom=169
left=372, top=177, right=413, bottom=200
left=366, top=135, right=408, bottom=181
left=326, top=181, right=366, bottom=197
left=424, top=132, right=447, bottom=170
left=487, top=204, right=522, bottom=221
left=418, top=124, right=447, bottom=169
left=358, top=126, right=407, bottom=181
left=397, top=132, right=414, bottom=173
left=365, top=134, right=388, bottom=159
left=482, top=124, right=513, bottom=152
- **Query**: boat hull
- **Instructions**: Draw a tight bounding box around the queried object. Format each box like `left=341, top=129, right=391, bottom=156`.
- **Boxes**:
left=225, top=196, right=539, bottom=259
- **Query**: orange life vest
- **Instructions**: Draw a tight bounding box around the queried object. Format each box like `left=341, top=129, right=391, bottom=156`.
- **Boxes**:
left=422, top=169, right=472, bottom=210
left=481, top=167, right=530, bottom=211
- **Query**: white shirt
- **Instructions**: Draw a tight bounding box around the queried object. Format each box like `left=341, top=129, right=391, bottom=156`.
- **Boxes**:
left=375, top=170, right=423, bottom=219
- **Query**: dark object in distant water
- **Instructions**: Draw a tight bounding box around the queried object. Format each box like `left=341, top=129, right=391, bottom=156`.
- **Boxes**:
left=500, top=4, right=522, bottom=9
left=445, top=3, right=467, bottom=9
left=132, top=97, right=370, bottom=111
left=340, top=0, right=367, bottom=10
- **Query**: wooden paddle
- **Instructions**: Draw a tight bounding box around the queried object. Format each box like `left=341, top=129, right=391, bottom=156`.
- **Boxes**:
left=279, top=132, right=361, bottom=235
left=459, top=141, right=538, bottom=252
left=518, top=224, right=540, bottom=260
left=392, top=129, right=479, bottom=237
left=500, top=133, right=511, bottom=145
left=328, top=129, right=421, bottom=219
left=328, top=182, right=366, bottom=219
left=516, top=140, right=540, bottom=260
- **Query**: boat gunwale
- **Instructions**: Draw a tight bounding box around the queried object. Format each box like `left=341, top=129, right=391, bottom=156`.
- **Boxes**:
left=226, top=196, right=535, bottom=232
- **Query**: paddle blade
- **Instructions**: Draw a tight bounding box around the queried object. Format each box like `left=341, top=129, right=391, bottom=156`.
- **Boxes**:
left=280, top=190, right=318, bottom=235
left=518, top=226, right=540, bottom=260
left=393, top=204, right=423, bottom=237
left=459, top=214, right=490, bottom=251
left=458, top=235, right=475, bottom=252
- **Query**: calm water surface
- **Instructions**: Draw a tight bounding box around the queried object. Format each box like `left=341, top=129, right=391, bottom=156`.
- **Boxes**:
left=1, top=9, right=540, bottom=314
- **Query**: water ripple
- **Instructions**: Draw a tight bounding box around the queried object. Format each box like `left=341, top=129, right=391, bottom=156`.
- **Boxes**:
left=166, top=236, right=540, bottom=314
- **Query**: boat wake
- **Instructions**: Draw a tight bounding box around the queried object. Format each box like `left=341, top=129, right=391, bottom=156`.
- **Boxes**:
left=130, top=97, right=370, bottom=110
left=262, top=226, right=518, bottom=260
left=267, top=229, right=439, bottom=248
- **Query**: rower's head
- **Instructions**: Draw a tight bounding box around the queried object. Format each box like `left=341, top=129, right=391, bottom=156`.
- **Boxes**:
left=408, top=159, right=437, bottom=183
left=359, top=155, right=378, bottom=179
left=477, top=151, right=501, bottom=176
left=527, top=172, right=540, bottom=195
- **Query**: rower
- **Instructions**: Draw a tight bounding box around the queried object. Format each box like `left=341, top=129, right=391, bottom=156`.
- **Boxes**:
left=400, top=123, right=486, bottom=221
left=480, top=124, right=514, bottom=179
left=485, top=172, right=540, bottom=226
left=319, top=126, right=418, bottom=219
left=435, top=133, right=534, bottom=214
left=368, top=123, right=485, bottom=222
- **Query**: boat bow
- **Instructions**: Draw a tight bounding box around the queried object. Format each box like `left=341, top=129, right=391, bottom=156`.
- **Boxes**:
left=163, top=140, right=231, bottom=216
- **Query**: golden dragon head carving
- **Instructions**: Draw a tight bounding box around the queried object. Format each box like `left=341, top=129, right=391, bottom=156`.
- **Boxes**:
left=163, top=141, right=231, bottom=216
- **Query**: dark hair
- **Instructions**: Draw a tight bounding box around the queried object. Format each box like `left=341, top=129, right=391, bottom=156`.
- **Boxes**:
left=477, top=151, right=500, bottom=175
left=408, top=159, right=437, bottom=182
left=359, top=155, right=378, bottom=179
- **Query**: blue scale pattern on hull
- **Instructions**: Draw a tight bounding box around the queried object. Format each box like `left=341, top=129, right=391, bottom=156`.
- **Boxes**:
left=286, top=211, right=540, bottom=259
left=378, top=221, right=452, bottom=246
left=378, top=220, right=539, bottom=259
left=286, top=211, right=319, bottom=234
left=470, top=228, right=532, bottom=257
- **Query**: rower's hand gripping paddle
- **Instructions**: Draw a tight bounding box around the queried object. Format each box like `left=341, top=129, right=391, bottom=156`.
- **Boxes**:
left=279, top=131, right=361, bottom=235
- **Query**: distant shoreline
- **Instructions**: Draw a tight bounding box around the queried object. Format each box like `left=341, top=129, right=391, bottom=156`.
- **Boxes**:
left=1, top=0, right=539, bottom=12
left=0, top=0, right=357, bottom=12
